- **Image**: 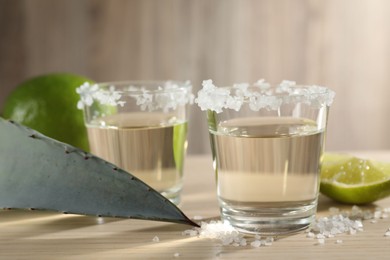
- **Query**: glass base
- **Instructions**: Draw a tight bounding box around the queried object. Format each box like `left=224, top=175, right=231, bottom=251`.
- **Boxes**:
left=219, top=198, right=317, bottom=235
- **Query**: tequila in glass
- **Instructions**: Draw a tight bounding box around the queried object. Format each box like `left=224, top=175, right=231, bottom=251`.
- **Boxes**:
left=77, top=81, right=193, bottom=205
left=87, top=112, right=187, bottom=204
left=197, top=79, right=335, bottom=235
left=210, top=116, right=324, bottom=234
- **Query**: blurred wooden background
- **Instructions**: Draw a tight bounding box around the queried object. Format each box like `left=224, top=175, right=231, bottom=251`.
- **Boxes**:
left=1, top=0, right=390, bottom=154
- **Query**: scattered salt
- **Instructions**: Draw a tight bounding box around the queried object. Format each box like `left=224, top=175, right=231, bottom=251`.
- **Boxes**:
left=183, top=220, right=243, bottom=246
left=307, top=206, right=367, bottom=244
left=349, top=228, right=357, bottom=235
left=182, top=229, right=198, bottom=237
left=182, top=206, right=390, bottom=248
left=240, top=239, right=248, bottom=246
left=374, top=211, right=382, bottom=219
left=264, top=237, right=274, bottom=246
left=306, top=232, right=315, bottom=238
left=173, top=252, right=180, bottom=258
left=182, top=220, right=275, bottom=248
left=310, top=214, right=363, bottom=237
left=250, top=240, right=261, bottom=248
left=152, top=236, right=160, bottom=242
left=329, top=207, right=340, bottom=214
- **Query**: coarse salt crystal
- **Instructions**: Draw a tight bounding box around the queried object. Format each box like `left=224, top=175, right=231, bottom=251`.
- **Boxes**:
left=77, top=81, right=194, bottom=112
left=174, top=252, right=180, bottom=258
left=374, top=211, right=382, bottom=219
left=183, top=221, right=246, bottom=247
left=250, top=240, right=262, bottom=248
left=182, top=220, right=276, bottom=248
left=330, top=227, right=340, bottom=235
left=264, top=240, right=273, bottom=246
left=306, top=232, right=315, bottom=238
left=240, top=239, right=247, bottom=246
left=195, top=79, right=334, bottom=113
left=152, top=236, right=160, bottom=242
left=222, top=237, right=233, bottom=246
left=182, top=206, right=390, bottom=249
left=182, top=229, right=198, bottom=237
left=307, top=206, right=366, bottom=244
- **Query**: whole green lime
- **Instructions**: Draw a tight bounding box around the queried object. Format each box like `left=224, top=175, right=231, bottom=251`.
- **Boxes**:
left=2, top=73, right=93, bottom=151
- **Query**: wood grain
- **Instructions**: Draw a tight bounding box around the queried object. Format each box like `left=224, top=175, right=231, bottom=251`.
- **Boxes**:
left=1, top=0, right=390, bottom=153
left=1, top=153, right=390, bottom=259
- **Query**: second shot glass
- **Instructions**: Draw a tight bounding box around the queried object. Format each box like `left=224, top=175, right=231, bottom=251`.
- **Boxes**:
left=77, top=80, right=193, bottom=205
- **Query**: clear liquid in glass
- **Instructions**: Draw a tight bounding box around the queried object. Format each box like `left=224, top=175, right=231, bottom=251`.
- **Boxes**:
left=87, top=112, right=187, bottom=205
left=210, top=116, right=324, bottom=235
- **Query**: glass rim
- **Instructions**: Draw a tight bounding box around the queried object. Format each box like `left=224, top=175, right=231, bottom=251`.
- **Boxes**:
left=195, top=80, right=336, bottom=113
left=94, top=80, right=192, bottom=95
left=77, top=80, right=194, bottom=110
left=218, top=84, right=334, bottom=97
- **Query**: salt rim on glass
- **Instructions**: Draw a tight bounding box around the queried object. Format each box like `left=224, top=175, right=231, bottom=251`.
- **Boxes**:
left=195, top=79, right=335, bottom=113
left=76, top=80, right=194, bottom=112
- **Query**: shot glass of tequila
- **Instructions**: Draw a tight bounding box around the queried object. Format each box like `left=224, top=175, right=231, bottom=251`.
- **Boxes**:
left=196, top=80, right=335, bottom=235
left=77, top=81, right=193, bottom=205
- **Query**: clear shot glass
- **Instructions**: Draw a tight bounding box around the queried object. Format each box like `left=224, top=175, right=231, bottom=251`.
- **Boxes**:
left=77, top=81, right=193, bottom=205
left=196, top=80, right=335, bottom=235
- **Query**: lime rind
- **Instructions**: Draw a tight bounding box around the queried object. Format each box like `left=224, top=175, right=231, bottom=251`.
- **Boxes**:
left=173, top=122, right=188, bottom=174
left=2, top=73, right=93, bottom=151
left=320, top=180, right=390, bottom=204
left=320, top=153, right=390, bottom=204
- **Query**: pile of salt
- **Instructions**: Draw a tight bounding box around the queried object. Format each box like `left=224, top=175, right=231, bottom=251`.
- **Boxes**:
left=183, top=206, right=390, bottom=247
left=182, top=220, right=274, bottom=247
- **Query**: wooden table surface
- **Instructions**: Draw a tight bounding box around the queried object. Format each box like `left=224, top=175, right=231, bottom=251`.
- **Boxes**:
left=1, top=152, right=390, bottom=259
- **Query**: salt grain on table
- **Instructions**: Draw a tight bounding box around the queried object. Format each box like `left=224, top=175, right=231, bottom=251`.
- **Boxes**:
left=182, top=206, right=390, bottom=247
left=250, top=240, right=261, bottom=248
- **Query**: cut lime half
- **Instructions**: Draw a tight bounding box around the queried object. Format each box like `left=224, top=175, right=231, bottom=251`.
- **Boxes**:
left=320, top=153, right=390, bottom=204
